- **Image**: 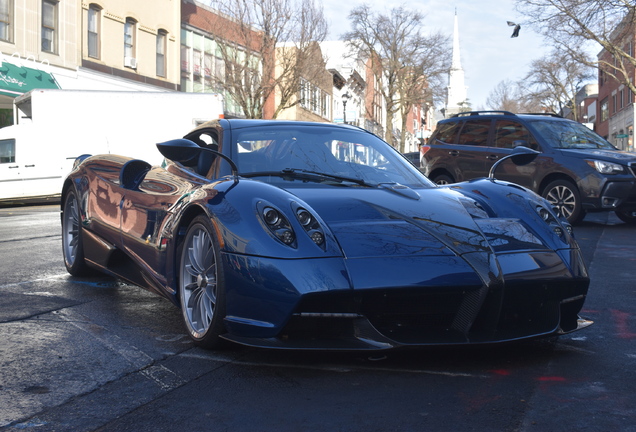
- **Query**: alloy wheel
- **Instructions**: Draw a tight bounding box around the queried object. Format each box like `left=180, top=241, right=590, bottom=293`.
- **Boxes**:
left=180, top=225, right=218, bottom=338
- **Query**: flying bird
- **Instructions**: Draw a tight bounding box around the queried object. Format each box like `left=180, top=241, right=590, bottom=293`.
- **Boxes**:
left=507, top=21, right=521, bottom=38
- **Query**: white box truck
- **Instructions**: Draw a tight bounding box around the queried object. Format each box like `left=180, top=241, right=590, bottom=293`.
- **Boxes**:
left=0, top=89, right=224, bottom=203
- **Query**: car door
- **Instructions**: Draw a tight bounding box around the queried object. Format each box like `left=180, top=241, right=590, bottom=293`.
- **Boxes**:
left=0, top=139, right=23, bottom=200
left=120, top=166, right=193, bottom=287
left=452, top=119, right=494, bottom=181
left=489, top=119, right=538, bottom=188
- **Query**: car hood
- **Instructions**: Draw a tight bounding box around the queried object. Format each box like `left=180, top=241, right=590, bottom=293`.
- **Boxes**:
left=289, top=185, right=542, bottom=260
left=561, top=148, right=636, bottom=162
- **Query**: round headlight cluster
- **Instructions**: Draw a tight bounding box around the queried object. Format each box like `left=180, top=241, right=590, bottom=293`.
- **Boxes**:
left=295, top=206, right=325, bottom=246
left=258, top=202, right=327, bottom=248
left=262, top=206, right=295, bottom=245
left=536, top=204, right=571, bottom=239
left=310, top=230, right=325, bottom=245
left=263, top=207, right=280, bottom=225
left=537, top=206, right=551, bottom=222
left=296, top=209, right=313, bottom=226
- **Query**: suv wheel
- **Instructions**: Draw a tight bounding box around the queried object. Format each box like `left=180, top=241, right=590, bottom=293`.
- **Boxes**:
left=431, top=174, right=454, bottom=185
left=615, top=210, right=636, bottom=225
left=542, top=179, right=584, bottom=225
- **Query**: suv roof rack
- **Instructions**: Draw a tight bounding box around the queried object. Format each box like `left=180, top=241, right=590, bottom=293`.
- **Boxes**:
left=518, top=112, right=562, bottom=118
left=450, top=111, right=513, bottom=117
left=450, top=110, right=563, bottom=119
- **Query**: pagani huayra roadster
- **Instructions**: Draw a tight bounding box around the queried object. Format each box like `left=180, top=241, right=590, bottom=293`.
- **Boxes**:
left=61, top=119, right=592, bottom=350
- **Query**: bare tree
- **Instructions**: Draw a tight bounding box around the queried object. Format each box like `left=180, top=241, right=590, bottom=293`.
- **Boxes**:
left=205, top=0, right=328, bottom=118
left=523, top=49, right=594, bottom=119
left=343, top=5, right=450, bottom=151
left=486, top=80, right=523, bottom=112
left=515, top=0, right=636, bottom=94
left=486, top=79, right=549, bottom=113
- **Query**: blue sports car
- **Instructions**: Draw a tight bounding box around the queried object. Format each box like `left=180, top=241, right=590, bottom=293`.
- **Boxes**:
left=61, top=119, right=591, bottom=350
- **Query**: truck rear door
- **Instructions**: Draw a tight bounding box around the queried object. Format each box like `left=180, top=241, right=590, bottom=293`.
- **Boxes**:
left=0, top=139, right=24, bottom=200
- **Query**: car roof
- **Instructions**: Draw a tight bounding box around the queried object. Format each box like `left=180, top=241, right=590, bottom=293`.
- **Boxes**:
left=191, top=118, right=364, bottom=132
left=440, top=111, right=569, bottom=124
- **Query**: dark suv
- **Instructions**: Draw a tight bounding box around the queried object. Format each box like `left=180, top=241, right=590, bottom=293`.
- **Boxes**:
left=421, top=111, right=636, bottom=224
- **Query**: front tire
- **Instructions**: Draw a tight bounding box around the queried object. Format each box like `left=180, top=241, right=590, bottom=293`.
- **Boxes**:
left=542, top=179, right=584, bottom=225
left=615, top=209, right=636, bottom=224
left=178, top=215, right=226, bottom=349
left=61, top=189, right=90, bottom=276
left=431, top=173, right=454, bottom=185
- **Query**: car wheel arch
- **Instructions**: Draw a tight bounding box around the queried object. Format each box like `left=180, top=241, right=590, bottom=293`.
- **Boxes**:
left=539, top=175, right=585, bottom=224
left=169, top=205, right=211, bottom=294
left=429, top=168, right=456, bottom=184
left=538, top=173, right=578, bottom=196
left=60, top=180, right=74, bottom=213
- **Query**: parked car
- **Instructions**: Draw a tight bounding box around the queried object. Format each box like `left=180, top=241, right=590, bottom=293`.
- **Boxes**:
left=403, top=151, right=421, bottom=167
left=61, top=119, right=591, bottom=350
left=421, top=110, right=636, bottom=224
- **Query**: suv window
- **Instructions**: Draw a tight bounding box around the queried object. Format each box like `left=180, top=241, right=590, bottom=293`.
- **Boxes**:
left=434, top=122, right=461, bottom=144
left=457, top=120, right=491, bottom=146
left=528, top=119, right=616, bottom=150
left=493, top=120, right=536, bottom=149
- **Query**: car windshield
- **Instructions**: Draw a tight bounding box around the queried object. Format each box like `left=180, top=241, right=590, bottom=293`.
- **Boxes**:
left=232, top=124, right=433, bottom=188
left=529, top=119, right=617, bottom=150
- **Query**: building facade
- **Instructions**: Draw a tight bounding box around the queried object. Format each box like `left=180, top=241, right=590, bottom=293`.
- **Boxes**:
left=596, top=17, right=635, bottom=151
left=181, top=0, right=265, bottom=118
left=0, top=0, right=435, bottom=146
left=0, top=0, right=181, bottom=127
left=0, top=0, right=80, bottom=124
left=78, top=1, right=180, bottom=92
left=320, top=40, right=367, bottom=128
left=272, top=42, right=333, bottom=122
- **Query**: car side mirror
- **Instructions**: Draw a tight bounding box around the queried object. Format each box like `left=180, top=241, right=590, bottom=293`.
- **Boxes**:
left=157, top=138, right=239, bottom=180
left=156, top=138, right=202, bottom=165
left=488, top=146, right=540, bottom=179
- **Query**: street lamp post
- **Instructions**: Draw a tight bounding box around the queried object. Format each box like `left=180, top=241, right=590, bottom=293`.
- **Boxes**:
left=342, top=92, right=351, bottom=124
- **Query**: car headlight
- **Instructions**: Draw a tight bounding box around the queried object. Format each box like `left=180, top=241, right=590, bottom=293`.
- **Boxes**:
left=292, top=203, right=326, bottom=248
left=259, top=204, right=296, bottom=246
left=536, top=204, right=572, bottom=239
left=587, top=159, right=625, bottom=174
left=257, top=201, right=327, bottom=249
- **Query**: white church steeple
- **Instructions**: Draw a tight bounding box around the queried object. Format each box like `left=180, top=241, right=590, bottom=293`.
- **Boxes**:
left=445, top=11, right=468, bottom=116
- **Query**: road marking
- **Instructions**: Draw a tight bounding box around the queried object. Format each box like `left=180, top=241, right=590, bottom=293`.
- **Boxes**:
left=53, top=308, right=187, bottom=391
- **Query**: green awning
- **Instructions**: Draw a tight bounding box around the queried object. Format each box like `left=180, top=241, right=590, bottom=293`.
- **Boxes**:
left=0, top=61, right=59, bottom=97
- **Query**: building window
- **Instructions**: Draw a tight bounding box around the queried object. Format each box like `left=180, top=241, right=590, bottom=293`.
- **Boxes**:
left=600, top=98, right=609, bottom=122
left=156, top=30, right=167, bottom=77
left=87, top=4, right=100, bottom=59
left=124, top=18, right=136, bottom=68
left=42, top=0, right=57, bottom=53
left=193, top=49, right=202, bottom=76
left=0, top=0, right=13, bottom=42
left=181, top=44, right=190, bottom=73
left=299, top=78, right=331, bottom=119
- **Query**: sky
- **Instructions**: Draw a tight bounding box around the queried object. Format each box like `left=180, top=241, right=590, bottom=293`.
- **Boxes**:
left=320, top=0, right=559, bottom=109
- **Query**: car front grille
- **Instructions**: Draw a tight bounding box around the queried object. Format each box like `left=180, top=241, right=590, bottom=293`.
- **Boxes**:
left=282, top=279, right=584, bottom=345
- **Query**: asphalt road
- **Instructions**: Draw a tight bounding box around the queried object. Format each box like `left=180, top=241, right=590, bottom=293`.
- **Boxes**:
left=0, top=205, right=635, bottom=432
